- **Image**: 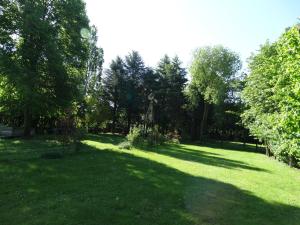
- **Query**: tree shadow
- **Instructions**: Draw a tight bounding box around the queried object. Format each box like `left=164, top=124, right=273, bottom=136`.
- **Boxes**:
left=88, top=134, right=269, bottom=172
left=85, top=134, right=268, bottom=172
left=0, top=137, right=64, bottom=162
left=145, top=144, right=269, bottom=172
left=86, top=133, right=125, bottom=145
left=0, top=142, right=299, bottom=225
left=190, top=140, right=265, bottom=154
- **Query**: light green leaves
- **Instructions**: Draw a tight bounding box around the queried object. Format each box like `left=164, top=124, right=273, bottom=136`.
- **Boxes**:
left=242, top=25, right=300, bottom=164
left=189, top=45, right=241, bottom=105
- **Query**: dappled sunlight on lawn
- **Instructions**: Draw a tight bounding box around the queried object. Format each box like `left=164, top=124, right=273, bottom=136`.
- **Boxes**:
left=1, top=134, right=300, bottom=225
left=83, top=135, right=300, bottom=208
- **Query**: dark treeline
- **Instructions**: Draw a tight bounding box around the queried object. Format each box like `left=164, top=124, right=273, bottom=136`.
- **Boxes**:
left=95, top=50, right=247, bottom=143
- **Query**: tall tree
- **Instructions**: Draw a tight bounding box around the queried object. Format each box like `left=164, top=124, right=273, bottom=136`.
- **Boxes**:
left=242, top=25, right=300, bottom=166
left=0, top=0, right=90, bottom=135
left=140, top=67, right=160, bottom=131
left=102, top=57, right=126, bottom=133
left=156, top=55, right=187, bottom=133
left=189, top=46, right=241, bottom=140
left=242, top=42, right=278, bottom=156
left=80, top=25, right=104, bottom=129
left=124, top=51, right=145, bottom=132
left=84, top=25, right=104, bottom=97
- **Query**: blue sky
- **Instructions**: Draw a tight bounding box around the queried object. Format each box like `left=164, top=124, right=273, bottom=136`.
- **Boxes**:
left=84, top=0, right=300, bottom=70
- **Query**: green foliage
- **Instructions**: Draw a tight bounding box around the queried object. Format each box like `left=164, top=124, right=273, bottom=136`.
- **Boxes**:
left=118, top=141, right=132, bottom=150
left=165, top=130, right=181, bottom=144
left=189, top=46, right=242, bottom=104
left=102, top=56, right=127, bottom=132
left=242, top=25, right=300, bottom=166
left=126, top=126, right=144, bottom=146
left=155, top=55, right=187, bottom=132
left=188, top=46, right=242, bottom=139
left=126, top=125, right=166, bottom=147
left=80, top=25, right=104, bottom=130
left=0, top=0, right=90, bottom=134
left=84, top=25, right=104, bottom=97
left=84, top=94, right=111, bottom=130
left=146, top=125, right=166, bottom=146
left=124, top=51, right=146, bottom=132
left=101, top=53, right=187, bottom=135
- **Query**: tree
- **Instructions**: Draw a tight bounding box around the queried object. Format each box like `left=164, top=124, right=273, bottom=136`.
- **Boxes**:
left=156, top=55, right=187, bottom=133
left=124, top=51, right=145, bottom=132
left=140, top=67, right=160, bottom=131
left=189, top=46, right=241, bottom=140
left=242, top=25, right=300, bottom=166
left=241, top=42, right=279, bottom=156
left=84, top=26, right=104, bottom=97
left=102, top=57, right=127, bottom=133
left=80, top=25, right=104, bottom=129
left=0, top=0, right=90, bottom=135
left=275, top=26, right=300, bottom=166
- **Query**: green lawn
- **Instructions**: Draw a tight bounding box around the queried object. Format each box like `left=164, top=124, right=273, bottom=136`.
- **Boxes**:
left=0, top=134, right=299, bottom=225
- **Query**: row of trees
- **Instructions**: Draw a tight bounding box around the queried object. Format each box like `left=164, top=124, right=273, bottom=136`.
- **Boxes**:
left=5, top=1, right=299, bottom=168
left=242, top=25, right=300, bottom=166
left=0, top=0, right=248, bottom=142
left=86, top=52, right=187, bottom=135
left=103, top=51, right=186, bottom=133
left=84, top=47, right=246, bottom=142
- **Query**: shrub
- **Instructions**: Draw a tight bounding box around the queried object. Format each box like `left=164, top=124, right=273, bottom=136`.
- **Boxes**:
left=146, top=125, right=165, bottom=146
left=127, top=126, right=144, bottom=146
left=127, top=125, right=178, bottom=147
left=118, top=141, right=132, bottom=150
left=165, top=130, right=181, bottom=144
left=126, top=125, right=166, bottom=147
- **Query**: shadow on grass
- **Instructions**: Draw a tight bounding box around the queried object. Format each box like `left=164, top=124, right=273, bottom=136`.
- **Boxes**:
left=86, top=133, right=125, bottom=145
left=145, top=144, right=270, bottom=172
left=0, top=137, right=65, bottom=162
left=88, top=134, right=269, bottom=172
left=191, top=140, right=265, bottom=154
left=0, top=142, right=299, bottom=225
left=86, top=134, right=268, bottom=172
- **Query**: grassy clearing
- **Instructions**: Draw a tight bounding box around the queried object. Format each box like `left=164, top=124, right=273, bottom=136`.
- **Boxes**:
left=0, top=134, right=299, bottom=225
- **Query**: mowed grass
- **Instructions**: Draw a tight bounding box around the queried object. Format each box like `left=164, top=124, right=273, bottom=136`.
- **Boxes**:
left=0, top=134, right=300, bottom=225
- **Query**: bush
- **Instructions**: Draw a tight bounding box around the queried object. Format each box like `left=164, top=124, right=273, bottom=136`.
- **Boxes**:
left=126, top=125, right=166, bottom=147
left=146, top=125, right=165, bottom=146
left=127, top=126, right=144, bottom=146
left=165, top=130, right=181, bottom=144
left=127, top=125, right=182, bottom=147
left=118, top=141, right=132, bottom=150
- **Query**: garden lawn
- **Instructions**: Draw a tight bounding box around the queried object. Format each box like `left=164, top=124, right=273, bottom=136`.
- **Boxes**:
left=0, top=134, right=299, bottom=225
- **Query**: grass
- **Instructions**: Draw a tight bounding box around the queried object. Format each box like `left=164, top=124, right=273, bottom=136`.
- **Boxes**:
left=0, top=134, right=300, bottom=225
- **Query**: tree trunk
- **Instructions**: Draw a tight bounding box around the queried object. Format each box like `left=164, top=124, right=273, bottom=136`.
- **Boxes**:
left=24, top=107, right=32, bottom=137
left=288, top=155, right=296, bottom=167
left=243, top=130, right=246, bottom=149
left=127, top=107, right=132, bottom=134
left=266, top=147, right=271, bottom=157
left=112, top=103, right=117, bottom=134
left=200, top=102, right=209, bottom=141
left=191, top=116, right=196, bottom=141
